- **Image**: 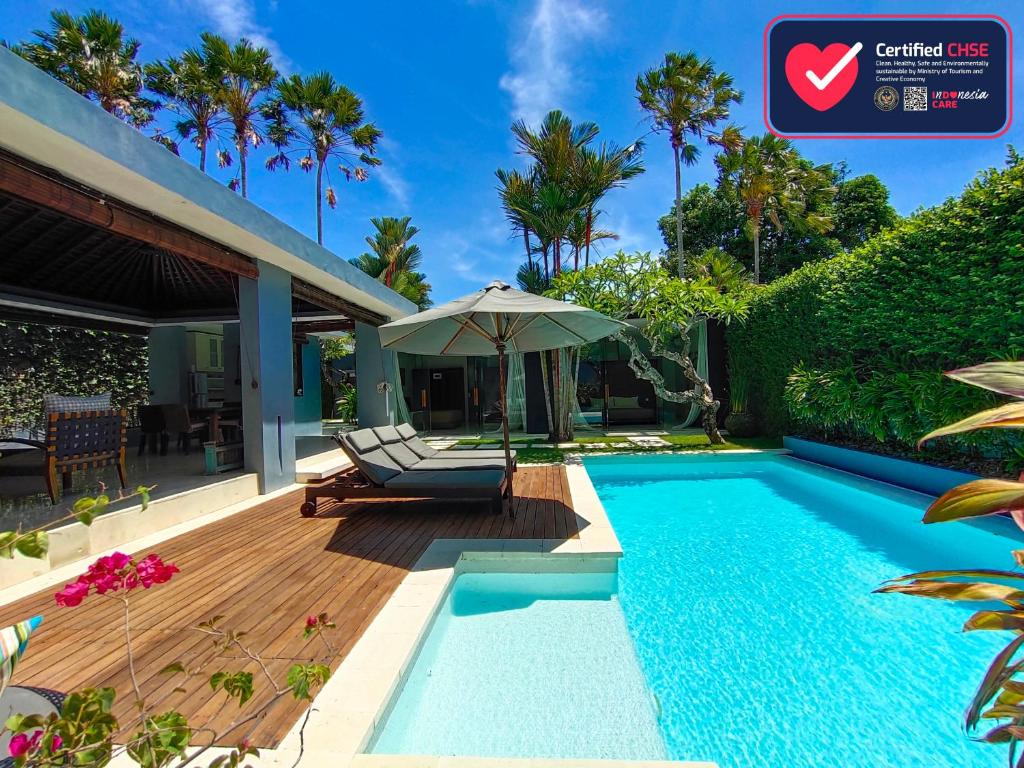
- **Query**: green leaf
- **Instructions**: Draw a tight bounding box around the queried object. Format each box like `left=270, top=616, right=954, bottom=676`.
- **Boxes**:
left=922, top=479, right=1024, bottom=524
left=159, top=661, right=185, bottom=676
left=0, top=531, right=17, bottom=559
left=917, top=402, right=1024, bottom=447
left=127, top=711, right=190, bottom=768
left=137, top=486, right=151, bottom=510
left=286, top=663, right=331, bottom=700
left=14, top=531, right=48, bottom=559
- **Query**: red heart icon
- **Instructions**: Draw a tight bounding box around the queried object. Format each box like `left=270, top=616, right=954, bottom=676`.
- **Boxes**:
left=785, top=43, right=858, bottom=111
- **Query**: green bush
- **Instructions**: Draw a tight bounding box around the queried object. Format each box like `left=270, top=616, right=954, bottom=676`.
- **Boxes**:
left=0, top=323, right=149, bottom=436
left=727, top=152, right=1024, bottom=454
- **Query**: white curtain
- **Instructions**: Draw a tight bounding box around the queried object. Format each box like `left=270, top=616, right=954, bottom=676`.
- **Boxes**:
left=391, top=351, right=411, bottom=426
left=486, top=352, right=527, bottom=433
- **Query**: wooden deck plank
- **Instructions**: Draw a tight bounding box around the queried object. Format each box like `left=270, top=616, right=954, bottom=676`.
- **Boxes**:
left=0, top=466, right=576, bottom=748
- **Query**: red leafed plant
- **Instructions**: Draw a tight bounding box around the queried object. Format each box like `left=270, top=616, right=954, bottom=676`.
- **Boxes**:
left=877, top=361, right=1024, bottom=764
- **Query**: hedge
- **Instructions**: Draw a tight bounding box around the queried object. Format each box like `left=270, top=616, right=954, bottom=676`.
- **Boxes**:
left=0, top=322, right=149, bottom=436
left=727, top=154, right=1024, bottom=454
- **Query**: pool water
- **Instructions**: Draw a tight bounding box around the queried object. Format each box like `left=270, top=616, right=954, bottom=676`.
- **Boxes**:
left=585, top=453, right=1015, bottom=768
left=371, top=570, right=666, bottom=759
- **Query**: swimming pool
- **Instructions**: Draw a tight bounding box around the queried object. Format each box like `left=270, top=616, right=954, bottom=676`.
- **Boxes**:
left=370, top=569, right=665, bottom=759
left=585, top=452, right=1013, bottom=768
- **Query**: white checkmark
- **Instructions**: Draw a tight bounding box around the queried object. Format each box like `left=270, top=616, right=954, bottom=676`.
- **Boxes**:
left=805, top=42, right=863, bottom=90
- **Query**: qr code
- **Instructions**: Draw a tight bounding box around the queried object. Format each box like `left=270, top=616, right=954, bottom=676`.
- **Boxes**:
left=903, top=87, right=927, bottom=111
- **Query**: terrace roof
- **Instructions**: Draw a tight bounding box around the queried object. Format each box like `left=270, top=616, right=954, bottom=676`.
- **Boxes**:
left=0, top=48, right=416, bottom=328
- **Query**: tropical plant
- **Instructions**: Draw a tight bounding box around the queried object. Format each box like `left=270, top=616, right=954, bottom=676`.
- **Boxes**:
left=573, top=141, right=644, bottom=269
left=10, top=9, right=156, bottom=126
left=144, top=39, right=228, bottom=172
left=636, top=51, right=741, bottom=277
left=687, top=247, right=750, bottom=295
left=1, top=492, right=333, bottom=767
left=0, top=323, right=148, bottom=438
left=319, top=333, right=354, bottom=418
left=350, top=216, right=431, bottom=309
left=723, top=366, right=757, bottom=437
left=728, top=150, right=1024, bottom=439
left=875, top=361, right=1024, bottom=765
left=716, top=133, right=834, bottom=283
left=497, top=110, right=642, bottom=279
left=496, top=168, right=541, bottom=274
left=202, top=34, right=278, bottom=198
left=515, top=261, right=547, bottom=295
left=334, top=382, right=358, bottom=422
left=551, top=251, right=749, bottom=443
left=267, top=71, right=382, bottom=245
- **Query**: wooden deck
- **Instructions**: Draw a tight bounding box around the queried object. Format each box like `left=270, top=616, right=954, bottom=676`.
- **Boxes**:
left=0, top=466, right=580, bottom=748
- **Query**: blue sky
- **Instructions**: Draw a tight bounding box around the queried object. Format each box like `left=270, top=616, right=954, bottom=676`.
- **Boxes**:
left=3, top=0, right=1022, bottom=302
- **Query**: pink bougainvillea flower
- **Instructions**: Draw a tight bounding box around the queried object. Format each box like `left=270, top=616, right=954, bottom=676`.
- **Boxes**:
left=9, top=730, right=41, bottom=758
left=54, top=552, right=178, bottom=607
left=135, top=554, right=179, bottom=588
left=306, top=615, right=319, bottom=629
left=55, top=579, right=89, bottom=608
left=50, top=734, right=62, bottom=751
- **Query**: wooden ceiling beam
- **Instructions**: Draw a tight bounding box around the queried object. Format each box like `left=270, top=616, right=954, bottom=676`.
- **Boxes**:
left=291, top=278, right=386, bottom=326
left=0, top=153, right=259, bottom=279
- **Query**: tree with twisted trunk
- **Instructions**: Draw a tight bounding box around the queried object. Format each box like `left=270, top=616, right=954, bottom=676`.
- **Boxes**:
left=550, top=251, right=749, bottom=444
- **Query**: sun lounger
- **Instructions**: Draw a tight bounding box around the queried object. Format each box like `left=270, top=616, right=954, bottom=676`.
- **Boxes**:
left=394, top=423, right=517, bottom=467
left=372, top=425, right=515, bottom=472
left=300, top=428, right=507, bottom=517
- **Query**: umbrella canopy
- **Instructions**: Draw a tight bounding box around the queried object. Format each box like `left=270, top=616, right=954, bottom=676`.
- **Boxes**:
left=377, top=281, right=626, bottom=355
left=378, top=281, right=627, bottom=512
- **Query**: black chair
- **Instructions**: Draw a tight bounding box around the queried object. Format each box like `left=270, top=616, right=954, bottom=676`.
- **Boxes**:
left=137, top=405, right=169, bottom=456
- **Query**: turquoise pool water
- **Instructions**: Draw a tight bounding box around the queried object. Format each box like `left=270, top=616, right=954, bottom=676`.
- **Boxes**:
left=585, top=453, right=1015, bottom=768
left=371, top=570, right=666, bottom=759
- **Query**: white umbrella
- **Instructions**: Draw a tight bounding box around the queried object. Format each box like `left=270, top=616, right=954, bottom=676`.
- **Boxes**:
left=378, top=280, right=627, bottom=505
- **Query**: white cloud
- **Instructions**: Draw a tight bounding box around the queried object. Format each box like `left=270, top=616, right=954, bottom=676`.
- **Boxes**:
left=498, top=0, right=606, bottom=126
left=190, top=0, right=292, bottom=72
left=373, top=138, right=412, bottom=210
left=376, top=166, right=411, bottom=210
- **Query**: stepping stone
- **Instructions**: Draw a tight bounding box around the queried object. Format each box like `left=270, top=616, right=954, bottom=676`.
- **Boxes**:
left=451, top=444, right=478, bottom=450
left=475, top=444, right=501, bottom=450
left=608, top=441, right=631, bottom=448
left=582, top=443, right=606, bottom=450
left=628, top=436, right=670, bottom=448
left=556, top=442, right=576, bottom=449
left=531, top=443, right=554, bottom=449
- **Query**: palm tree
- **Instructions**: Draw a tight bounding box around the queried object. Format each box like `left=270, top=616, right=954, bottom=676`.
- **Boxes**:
left=716, top=134, right=834, bottom=283
left=145, top=39, right=227, bottom=172
left=574, top=141, right=645, bottom=268
left=566, top=211, right=618, bottom=269
left=636, top=51, right=742, bottom=277
left=495, top=168, right=540, bottom=271
left=11, top=9, right=156, bottom=126
left=203, top=34, right=278, bottom=198
left=268, top=72, right=382, bottom=245
left=350, top=216, right=431, bottom=309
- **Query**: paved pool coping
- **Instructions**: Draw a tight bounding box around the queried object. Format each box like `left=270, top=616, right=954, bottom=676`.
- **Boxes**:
left=271, top=458, right=716, bottom=768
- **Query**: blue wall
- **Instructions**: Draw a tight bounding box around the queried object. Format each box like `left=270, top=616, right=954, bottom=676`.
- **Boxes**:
left=294, top=339, right=323, bottom=436
left=783, top=436, right=980, bottom=497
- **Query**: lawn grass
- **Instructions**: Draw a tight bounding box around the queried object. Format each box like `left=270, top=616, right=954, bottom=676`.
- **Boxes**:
left=487, top=433, right=785, bottom=464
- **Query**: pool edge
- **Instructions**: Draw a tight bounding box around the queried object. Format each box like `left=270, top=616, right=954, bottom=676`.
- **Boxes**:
left=276, top=461, right=715, bottom=768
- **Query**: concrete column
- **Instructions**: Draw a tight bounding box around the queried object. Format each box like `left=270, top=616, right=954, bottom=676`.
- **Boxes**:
left=293, top=339, right=323, bottom=436
left=222, top=322, right=241, bottom=404
left=238, top=262, right=296, bottom=492
left=148, top=326, right=188, bottom=404
left=355, top=321, right=398, bottom=427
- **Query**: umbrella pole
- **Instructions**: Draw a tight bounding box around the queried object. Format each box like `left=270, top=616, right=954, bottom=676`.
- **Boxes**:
left=496, top=342, right=515, bottom=516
